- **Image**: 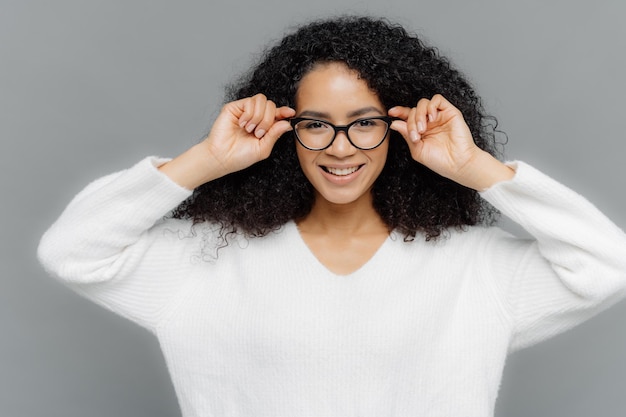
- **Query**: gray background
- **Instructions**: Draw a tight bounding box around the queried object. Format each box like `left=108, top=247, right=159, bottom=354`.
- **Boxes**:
left=2, top=0, right=625, bottom=416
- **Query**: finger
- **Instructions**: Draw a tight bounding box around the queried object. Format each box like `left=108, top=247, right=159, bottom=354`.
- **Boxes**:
left=388, top=106, right=411, bottom=120
left=238, top=94, right=267, bottom=133
left=427, top=94, right=446, bottom=123
left=389, top=119, right=409, bottom=140
left=255, top=102, right=296, bottom=139
left=415, top=98, right=431, bottom=134
left=237, top=97, right=254, bottom=129
left=407, top=106, right=422, bottom=142
left=246, top=94, right=271, bottom=133
left=254, top=105, right=295, bottom=140
left=257, top=120, right=293, bottom=158
left=275, top=106, right=296, bottom=121
left=390, top=118, right=425, bottom=157
left=391, top=102, right=428, bottom=142
left=253, top=100, right=277, bottom=139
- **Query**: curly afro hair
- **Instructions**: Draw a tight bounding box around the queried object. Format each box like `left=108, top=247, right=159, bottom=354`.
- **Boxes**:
left=172, top=15, right=504, bottom=241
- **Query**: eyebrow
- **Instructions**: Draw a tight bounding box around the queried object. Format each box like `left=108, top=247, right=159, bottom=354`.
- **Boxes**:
left=298, top=106, right=385, bottom=119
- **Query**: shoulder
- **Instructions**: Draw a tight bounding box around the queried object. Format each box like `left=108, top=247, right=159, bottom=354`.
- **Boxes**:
left=388, top=225, right=532, bottom=265
left=150, top=219, right=297, bottom=263
left=392, top=224, right=522, bottom=248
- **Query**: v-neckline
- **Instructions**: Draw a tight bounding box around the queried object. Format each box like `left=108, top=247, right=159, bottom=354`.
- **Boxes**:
left=287, top=220, right=394, bottom=277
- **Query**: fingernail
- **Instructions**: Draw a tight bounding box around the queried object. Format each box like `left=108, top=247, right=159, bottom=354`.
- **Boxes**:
left=255, top=129, right=266, bottom=138
left=410, top=130, right=419, bottom=142
left=417, top=121, right=425, bottom=133
left=239, top=120, right=248, bottom=129
left=428, top=113, right=434, bottom=122
left=246, top=123, right=256, bottom=133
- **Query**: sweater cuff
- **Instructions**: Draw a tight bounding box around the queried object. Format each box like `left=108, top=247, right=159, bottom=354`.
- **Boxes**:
left=127, top=156, right=194, bottom=213
left=479, top=160, right=563, bottom=223
left=478, top=160, right=623, bottom=240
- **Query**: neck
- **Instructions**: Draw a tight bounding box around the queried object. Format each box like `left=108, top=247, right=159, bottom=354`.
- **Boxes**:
left=297, top=191, right=389, bottom=237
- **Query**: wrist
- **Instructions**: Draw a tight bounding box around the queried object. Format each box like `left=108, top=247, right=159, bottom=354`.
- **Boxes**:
left=456, top=151, right=515, bottom=192
left=158, top=142, right=226, bottom=190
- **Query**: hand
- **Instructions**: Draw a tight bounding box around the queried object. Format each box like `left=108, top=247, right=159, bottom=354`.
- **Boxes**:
left=388, top=94, right=480, bottom=181
left=202, top=93, right=295, bottom=177
left=160, top=94, right=295, bottom=189
left=388, top=94, right=513, bottom=190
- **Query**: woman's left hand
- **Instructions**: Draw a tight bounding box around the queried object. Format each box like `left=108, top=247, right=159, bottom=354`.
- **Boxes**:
left=388, top=94, right=514, bottom=191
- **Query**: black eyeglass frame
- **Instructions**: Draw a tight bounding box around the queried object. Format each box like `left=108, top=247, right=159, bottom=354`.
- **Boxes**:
left=289, top=116, right=400, bottom=151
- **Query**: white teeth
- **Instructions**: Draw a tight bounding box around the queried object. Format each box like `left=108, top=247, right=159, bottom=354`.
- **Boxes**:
left=325, top=166, right=360, bottom=176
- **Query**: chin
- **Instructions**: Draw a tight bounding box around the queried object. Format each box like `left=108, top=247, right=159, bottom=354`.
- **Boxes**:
left=315, top=187, right=373, bottom=207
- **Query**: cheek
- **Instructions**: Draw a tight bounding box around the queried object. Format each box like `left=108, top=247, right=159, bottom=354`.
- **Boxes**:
left=371, top=143, right=390, bottom=169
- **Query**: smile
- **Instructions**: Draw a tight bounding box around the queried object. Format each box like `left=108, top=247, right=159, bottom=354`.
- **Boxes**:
left=321, top=165, right=363, bottom=176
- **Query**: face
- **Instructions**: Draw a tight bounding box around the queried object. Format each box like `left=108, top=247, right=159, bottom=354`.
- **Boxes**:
left=294, top=62, right=389, bottom=207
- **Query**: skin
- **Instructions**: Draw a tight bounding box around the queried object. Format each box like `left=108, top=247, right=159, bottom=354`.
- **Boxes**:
left=293, top=63, right=391, bottom=275
left=158, top=61, right=514, bottom=275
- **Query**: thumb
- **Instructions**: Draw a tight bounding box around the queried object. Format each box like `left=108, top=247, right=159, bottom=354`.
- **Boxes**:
left=388, top=106, right=411, bottom=119
left=276, top=106, right=296, bottom=120
left=388, top=106, right=412, bottom=141
left=387, top=108, right=409, bottom=142
left=389, top=118, right=409, bottom=141
left=258, top=120, right=293, bottom=157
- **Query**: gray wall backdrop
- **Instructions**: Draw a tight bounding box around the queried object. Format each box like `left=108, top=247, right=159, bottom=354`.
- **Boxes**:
left=2, top=0, right=625, bottom=416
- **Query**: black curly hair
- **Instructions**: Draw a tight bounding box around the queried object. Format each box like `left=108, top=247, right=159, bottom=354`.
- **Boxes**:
left=172, top=15, right=504, bottom=240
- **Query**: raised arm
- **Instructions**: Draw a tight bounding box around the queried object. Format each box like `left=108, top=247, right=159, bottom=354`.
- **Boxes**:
left=388, top=93, right=514, bottom=191
left=37, top=95, right=294, bottom=330
left=390, top=94, right=626, bottom=350
left=159, top=94, right=295, bottom=189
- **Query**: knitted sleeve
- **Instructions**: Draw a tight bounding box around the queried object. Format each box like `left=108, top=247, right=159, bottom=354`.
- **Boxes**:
left=37, top=157, right=196, bottom=333
left=479, top=162, right=626, bottom=352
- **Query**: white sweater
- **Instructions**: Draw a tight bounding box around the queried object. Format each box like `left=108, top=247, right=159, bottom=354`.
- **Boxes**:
left=38, top=157, right=626, bottom=417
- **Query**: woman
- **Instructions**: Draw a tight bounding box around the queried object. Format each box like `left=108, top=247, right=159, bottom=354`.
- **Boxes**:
left=38, top=16, right=626, bottom=417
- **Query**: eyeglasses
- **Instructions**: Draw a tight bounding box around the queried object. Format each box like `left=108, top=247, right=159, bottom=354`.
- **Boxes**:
left=290, top=116, right=398, bottom=151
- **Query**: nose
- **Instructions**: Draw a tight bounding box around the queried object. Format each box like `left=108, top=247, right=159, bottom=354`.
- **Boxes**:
left=326, top=131, right=357, bottom=157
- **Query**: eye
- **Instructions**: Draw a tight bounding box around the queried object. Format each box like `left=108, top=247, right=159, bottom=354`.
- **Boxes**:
left=352, top=118, right=384, bottom=131
left=302, top=120, right=330, bottom=130
left=356, top=119, right=377, bottom=127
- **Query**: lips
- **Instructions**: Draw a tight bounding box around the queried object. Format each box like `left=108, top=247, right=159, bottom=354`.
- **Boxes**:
left=321, top=165, right=363, bottom=176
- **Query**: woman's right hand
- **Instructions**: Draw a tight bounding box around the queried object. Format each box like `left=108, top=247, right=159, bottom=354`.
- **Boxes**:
left=159, top=94, right=295, bottom=189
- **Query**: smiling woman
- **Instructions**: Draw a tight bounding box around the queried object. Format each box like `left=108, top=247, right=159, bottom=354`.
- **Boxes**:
left=37, top=15, right=626, bottom=417
left=294, top=62, right=391, bottom=208
left=292, top=62, right=392, bottom=274
left=172, top=16, right=506, bottom=242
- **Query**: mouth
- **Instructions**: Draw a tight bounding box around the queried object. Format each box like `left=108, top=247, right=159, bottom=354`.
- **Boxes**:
left=321, top=165, right=364, bottom=176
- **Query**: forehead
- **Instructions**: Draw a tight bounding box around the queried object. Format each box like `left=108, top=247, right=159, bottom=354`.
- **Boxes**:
left=295, top=62, right=384, bottom=115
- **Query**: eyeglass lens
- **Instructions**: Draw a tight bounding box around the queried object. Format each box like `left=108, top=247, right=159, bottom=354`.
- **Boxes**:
left=293, top=118, right=390, bottom=150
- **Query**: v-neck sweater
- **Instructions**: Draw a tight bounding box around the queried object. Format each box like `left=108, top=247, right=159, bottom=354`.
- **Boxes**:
left=38, top=157, right=626, bottom=417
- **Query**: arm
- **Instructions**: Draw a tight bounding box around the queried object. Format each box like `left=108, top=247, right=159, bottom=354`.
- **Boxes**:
left=481, top=161, right=626, bottom=351
left=159, top=93, right=295, bottom=189
left=388, top=94, right=515, bottom=191
left=37, top=157, right=195, bottom=330
left=38, top=95, right=295, bottom=330
left=390, top=95, right=626, bottom=350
